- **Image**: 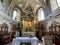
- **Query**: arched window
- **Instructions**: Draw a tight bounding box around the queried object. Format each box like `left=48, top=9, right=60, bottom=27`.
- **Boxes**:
left=37, top=8, right=45, bottom=21
left=13, top=10, right=17, bottom=20
left=13, top=7, right=21, bottom=22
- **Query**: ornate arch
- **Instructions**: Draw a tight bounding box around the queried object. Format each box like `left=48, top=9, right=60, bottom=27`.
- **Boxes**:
left=36, top=6, right=44, bottom=15
left=36, top=6, right=45, bottom=21
left=12, top=6, right=24, bottom=21
left=13, top=6, right=23, bottom=16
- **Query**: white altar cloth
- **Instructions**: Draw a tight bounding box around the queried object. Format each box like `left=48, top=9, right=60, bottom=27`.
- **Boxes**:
left=12, top=37, right=38, bottom=45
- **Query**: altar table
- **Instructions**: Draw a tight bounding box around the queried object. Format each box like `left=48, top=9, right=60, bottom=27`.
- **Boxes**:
left=12, top=37, right=38, bottom=45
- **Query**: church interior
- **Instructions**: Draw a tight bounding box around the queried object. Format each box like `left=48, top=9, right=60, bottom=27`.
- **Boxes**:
left=0, top=0, right=60, bottom=45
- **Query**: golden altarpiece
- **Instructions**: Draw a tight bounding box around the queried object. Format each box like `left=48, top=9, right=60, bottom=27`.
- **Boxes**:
left=19, top=5, right=37, bottom=36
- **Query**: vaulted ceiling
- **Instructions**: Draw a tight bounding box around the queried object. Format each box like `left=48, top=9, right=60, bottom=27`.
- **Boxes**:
left=8, top=0, right=47, bottom=16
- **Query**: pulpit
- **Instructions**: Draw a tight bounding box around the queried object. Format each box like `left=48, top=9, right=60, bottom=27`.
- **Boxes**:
left=12, top=37, right=38, bottom=45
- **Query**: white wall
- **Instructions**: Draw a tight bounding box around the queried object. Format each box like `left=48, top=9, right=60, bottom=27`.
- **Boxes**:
left=50, top=0, right=58, bottom=11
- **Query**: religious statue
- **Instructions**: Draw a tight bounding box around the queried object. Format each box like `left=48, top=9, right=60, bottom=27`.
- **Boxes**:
left=17, top=22, right=23, bottom=37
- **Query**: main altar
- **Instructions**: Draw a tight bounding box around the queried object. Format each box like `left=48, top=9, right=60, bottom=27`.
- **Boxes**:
left=17, top=3, right=37, bottom=37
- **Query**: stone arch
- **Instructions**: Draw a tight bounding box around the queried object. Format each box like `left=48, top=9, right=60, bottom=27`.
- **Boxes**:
left=13, top=6, right=23, bottom=16
left=36, top=6, right=45, bottom=21
left=12, top=6, right=24, bottom=21
left=36, top=6, right=44, bottom=15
